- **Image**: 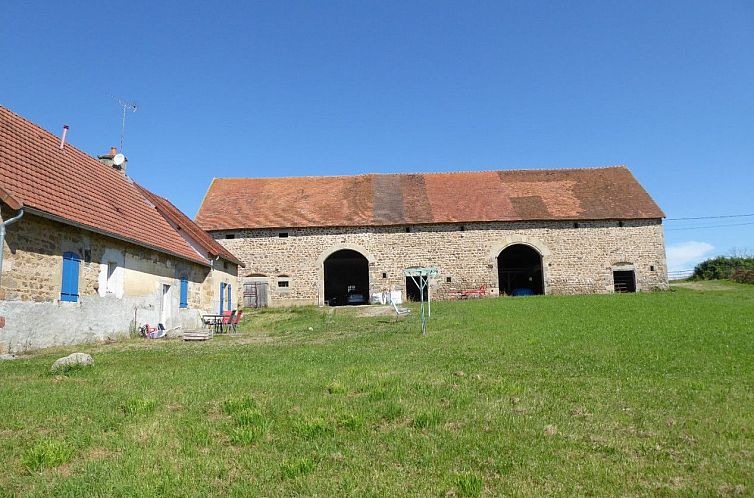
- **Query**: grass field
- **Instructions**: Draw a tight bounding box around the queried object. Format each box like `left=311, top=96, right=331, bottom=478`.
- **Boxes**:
left=1, top=281, right=752, bottom=496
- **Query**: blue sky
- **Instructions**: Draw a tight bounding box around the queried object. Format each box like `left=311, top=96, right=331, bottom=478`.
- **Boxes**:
left=2, top=1, right=753, bottom=272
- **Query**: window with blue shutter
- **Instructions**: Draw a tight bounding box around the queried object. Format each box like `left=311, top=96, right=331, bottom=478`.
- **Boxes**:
left=219, top=282, right=226, bottom=313
left=179, top=276, right=188, bottom=308
left=60, top=252, right=80, bottom=302
left=226, top=284, right=232, bottom=310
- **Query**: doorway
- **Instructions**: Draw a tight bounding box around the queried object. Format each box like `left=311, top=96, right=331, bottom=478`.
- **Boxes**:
left=613, top=270, right=636, bottom=293
left=405, top=276, right=428, bottom=302
left=497, top=244, right=544, bottom=296
left=323, top=249, right=369, bottom=306
left=161, top=284, right=172, bottom=326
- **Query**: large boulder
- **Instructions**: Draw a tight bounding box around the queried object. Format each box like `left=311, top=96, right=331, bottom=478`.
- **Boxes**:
left=51, top=352, right=94, bottom=372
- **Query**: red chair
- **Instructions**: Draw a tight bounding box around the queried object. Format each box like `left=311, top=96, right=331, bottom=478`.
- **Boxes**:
left=229, top=309, right=243, bottom=333
left=218, top=310, right=234, bottom=333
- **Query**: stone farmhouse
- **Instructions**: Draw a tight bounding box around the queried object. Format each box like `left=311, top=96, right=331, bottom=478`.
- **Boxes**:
left=0, top=106, right=242, bottom=353
left=196, top=168, right=668, bottom=307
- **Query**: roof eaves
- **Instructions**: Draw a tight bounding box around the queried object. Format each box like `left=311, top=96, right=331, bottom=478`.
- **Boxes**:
left=24, top=207, right=211, bottom=267
left=134, top=184, right=245, bottom=267
left=0, top=183, right=23, bottom=210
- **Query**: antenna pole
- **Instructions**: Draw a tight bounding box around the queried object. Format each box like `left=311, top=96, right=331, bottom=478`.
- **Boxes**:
left=114, top=97, right=137, bottom=154
left=120, top=104, right=127, bottom=152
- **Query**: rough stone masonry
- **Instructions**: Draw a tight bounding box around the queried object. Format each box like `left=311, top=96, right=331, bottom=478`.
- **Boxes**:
left=213, top=218, right=668, bottom=307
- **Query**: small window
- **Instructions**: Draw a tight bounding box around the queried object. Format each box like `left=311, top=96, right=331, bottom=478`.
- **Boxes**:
left=226, top=233, right=236, bottom=239
left=618, top=221, right=624, bottom=227
left=224, top=261, right=229, bottom=270
left=650, top=265, right=655, bottom=272
left=179, top=276, right=188, bottom=308
left=573, top=222, right=580, bottom=228
left=279, top=232, right=289, bottom=238
left=446, top=276, right=452, bottom=283
left=405, top=226, right=411, bottom=233
left=460, top=226, right=465, bottom=231
left=278, top=280, right=289, bottom=288
left=382, top=272, right=387, bottom=279
left=83, top=249, right=91, bottom=264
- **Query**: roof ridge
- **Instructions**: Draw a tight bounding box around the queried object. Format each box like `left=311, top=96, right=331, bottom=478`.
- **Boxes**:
left=212, top=164, right=629, bottom=182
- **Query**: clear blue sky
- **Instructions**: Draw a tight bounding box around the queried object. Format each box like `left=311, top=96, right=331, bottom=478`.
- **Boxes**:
left=2, top=1, right=753, bottom=272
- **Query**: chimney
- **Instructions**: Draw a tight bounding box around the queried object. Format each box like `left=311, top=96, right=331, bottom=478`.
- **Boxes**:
left=97, top=146, right=127, bottom=174
left=59, top=125, right=69, bottom=149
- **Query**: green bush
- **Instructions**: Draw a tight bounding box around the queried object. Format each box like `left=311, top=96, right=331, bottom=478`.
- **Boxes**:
left=731, top=268, right=754, bottom=284
left=692, top=256, right=754, bottom=280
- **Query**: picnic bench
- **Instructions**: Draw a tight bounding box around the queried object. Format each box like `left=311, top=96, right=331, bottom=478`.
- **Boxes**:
left=449, top=284, right=487, bottom=300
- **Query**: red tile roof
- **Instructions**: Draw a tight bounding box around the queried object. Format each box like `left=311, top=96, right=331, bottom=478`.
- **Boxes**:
left=195, top=167, right=665, bottom=230
left=135, top=185, right=244, bottom=266
left=0, top=105, right=214, bottom=266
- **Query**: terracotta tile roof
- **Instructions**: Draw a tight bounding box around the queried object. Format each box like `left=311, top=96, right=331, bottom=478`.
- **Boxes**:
left=0, top=105, right=209, bottom=266
left=195, top=166, right=665, bottom=230
left=135, top=185, right=244, bottom=266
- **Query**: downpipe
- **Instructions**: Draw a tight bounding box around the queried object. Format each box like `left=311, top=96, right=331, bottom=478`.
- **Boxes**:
left=0, top=208, right=24, bottom=288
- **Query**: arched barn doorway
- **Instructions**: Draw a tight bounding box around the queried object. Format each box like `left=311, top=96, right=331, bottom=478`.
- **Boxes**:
left=324, top=249, right=369, bottom=306
left=498, top=244, right=544, bottom=296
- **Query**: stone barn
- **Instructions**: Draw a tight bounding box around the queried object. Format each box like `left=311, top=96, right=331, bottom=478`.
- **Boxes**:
left=195, top=167, right=668, bottom=307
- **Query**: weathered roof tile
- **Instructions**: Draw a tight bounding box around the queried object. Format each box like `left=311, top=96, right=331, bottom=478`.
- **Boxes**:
left=196, top=167, right=664, bottom=230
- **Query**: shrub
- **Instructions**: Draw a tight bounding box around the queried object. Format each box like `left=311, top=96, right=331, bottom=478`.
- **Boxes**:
left=732, top=268, right=754, bottom=284
left=692, top=256, right=754, bottom=280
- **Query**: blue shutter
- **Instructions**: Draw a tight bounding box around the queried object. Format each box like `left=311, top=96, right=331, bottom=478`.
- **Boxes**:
left=219, top=282, right=225, bottom=313
left=60, top=252, right=80, bottom=302
left=227, top=284, right=232, bottom=310
left=179, top=277, right=188, bottom=308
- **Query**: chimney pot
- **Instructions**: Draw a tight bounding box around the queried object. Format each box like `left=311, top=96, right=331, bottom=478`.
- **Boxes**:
left=59, top=125, right=70, bottom=149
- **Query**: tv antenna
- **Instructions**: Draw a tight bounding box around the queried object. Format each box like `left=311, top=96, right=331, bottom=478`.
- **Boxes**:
left=114, top=97, right=137, bottom=154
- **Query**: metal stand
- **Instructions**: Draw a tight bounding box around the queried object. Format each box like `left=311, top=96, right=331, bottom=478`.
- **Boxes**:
left=404, top=267, right=438, bottom=335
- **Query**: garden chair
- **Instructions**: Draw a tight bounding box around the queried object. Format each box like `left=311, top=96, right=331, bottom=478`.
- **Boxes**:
left=229, top=309, right=243, bottom=334
left=219, top=310, right=235, bottom=333
left=391, top=301, right=411, bottom=317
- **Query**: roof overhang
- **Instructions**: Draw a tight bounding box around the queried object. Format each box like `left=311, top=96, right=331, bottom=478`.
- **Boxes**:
left=0, top=184, right=23, bottom=211
left=23, top=207, right=212, bottom=267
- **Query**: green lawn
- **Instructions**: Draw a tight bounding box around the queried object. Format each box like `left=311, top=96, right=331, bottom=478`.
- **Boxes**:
left=1, top=282, right=752, bottom=496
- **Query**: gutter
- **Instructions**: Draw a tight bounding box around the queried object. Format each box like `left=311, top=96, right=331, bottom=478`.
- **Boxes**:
left=0, top=208, right=24, bottom=288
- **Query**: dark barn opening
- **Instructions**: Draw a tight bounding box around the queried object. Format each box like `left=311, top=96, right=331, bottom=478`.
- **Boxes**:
left=324, top=249, right=369, bottom=306
left=613, top=270, right=636, bottom=293
left=498, top=244, right=544, bottom=296
left=405, top=276, right=428, bottom=302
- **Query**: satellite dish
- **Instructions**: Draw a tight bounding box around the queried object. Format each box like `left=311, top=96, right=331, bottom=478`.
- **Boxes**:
left=113, top=153, right=125, bottom=166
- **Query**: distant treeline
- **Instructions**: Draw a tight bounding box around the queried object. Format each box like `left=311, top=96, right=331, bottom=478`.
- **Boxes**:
left=692, top=256, right=754, bottom=284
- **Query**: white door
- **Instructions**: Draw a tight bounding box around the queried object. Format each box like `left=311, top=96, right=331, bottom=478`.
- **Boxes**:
left=161, top=284, right=172, bottom=326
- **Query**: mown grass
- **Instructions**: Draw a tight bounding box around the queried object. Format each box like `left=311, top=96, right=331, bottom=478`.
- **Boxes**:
left=0, top=281, right=752, bottom=496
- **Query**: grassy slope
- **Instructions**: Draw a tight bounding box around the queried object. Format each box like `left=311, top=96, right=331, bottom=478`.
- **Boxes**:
left=0, top=282, right=752, bottom=496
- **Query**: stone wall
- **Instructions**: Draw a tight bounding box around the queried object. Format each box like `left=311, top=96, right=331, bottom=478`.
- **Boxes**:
left=0, top=209, right=240, bottom=352
left=213, top=219, right=668, bottom=306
